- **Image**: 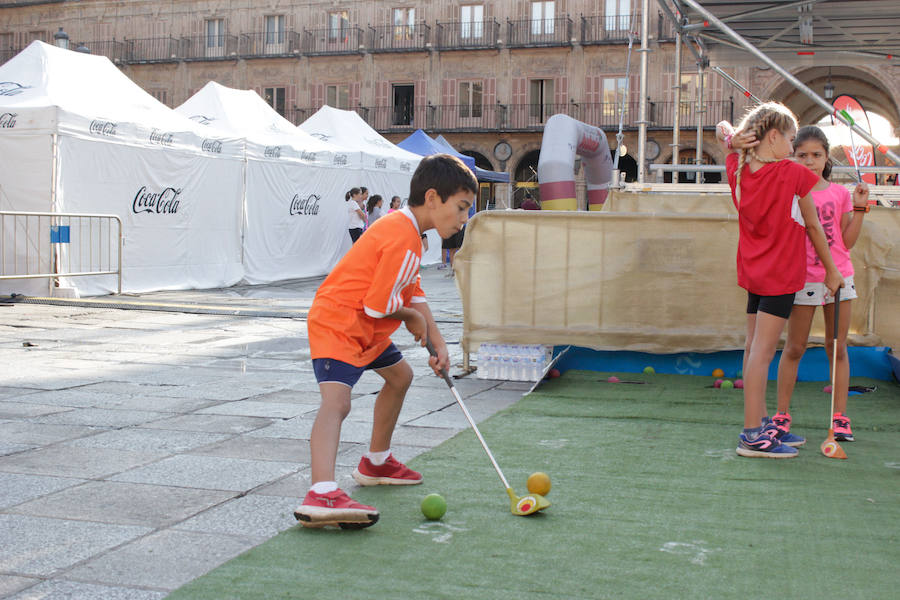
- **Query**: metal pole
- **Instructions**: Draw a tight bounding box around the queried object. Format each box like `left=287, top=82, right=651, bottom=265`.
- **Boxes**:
left=637, top=0, right=649, bottom=183
left=672, top=30, right=681, bottom=181
left=695, top=57, right=705, bottom=184
left=711, top=65, right=761, bottom=104
left=679, top=0, right=900, bottom=167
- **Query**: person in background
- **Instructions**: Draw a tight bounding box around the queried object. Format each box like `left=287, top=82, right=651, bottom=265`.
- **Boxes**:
left=387, top=196, right=402, bottom=213
left=346, top=187, right=366, bottom=243
left=521, top=191, right=541, bottom=210
left=359, top=187, right=370, bottom=229
left=367, top=194, right=384, bottom=225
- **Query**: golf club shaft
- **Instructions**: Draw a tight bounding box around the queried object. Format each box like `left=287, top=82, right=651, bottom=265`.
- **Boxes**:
left=830, top=287, right=841, bottom=422
left=425, top=341, right=512, bottom=490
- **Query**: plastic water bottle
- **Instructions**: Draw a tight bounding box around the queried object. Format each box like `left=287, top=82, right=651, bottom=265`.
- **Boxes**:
left=499, top=345, right=511, bottom=380
left=528, top=346, right=541, bottom=381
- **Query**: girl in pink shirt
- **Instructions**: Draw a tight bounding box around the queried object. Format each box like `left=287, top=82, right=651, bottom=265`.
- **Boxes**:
left=775, top=126, right=870, bottom=442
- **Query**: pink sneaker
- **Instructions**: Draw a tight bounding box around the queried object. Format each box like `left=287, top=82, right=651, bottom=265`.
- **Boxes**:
left=293, top=488, right=379, bottom=529
left=833, top=413, right=854, bottom=442
left=773, top=411, right=792, bottom=433
left=352, top=454, right=423, bottom=486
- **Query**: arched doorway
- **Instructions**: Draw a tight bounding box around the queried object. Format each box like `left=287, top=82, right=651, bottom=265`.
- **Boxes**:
left=663, top=150, right=722, bottom=183
left=461, top=150, right=502, bottom=211
left=514, top=149, right=541, bottom=208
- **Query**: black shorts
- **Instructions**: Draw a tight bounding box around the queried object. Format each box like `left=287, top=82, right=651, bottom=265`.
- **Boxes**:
left=349, top=228, right=363, bottom=243
left=442, top=228, right=465, bottom=250
left=746, top=292, right=795, bottom=320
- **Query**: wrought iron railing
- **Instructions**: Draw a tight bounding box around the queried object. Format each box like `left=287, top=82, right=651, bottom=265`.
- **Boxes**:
left=302, top=26, right=364, bottom=55
left=506, top=17, right=574, bottom=47
left=581, top=14, right=639, bottom=43
left=181, top=34, right=240, bottom=60
left=239, top=31, right=302, bottom=57
left=121, top=36, right=182, bottom=63
left=368, top=22, right=431, bottom=52
left=435, top=19, right=501, bottom=50
left=651, top=100, right=734, bottom=128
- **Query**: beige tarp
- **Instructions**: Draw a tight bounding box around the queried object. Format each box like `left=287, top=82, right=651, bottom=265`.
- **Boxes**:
left=455, top=191, right=898, bottom=357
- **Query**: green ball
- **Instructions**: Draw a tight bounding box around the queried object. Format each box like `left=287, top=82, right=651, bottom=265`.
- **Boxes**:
left=720, top=379, right=734, bottom=390
left=643, top=366, right=655, bottom=375
left=421, top=493, right=447, bottom=520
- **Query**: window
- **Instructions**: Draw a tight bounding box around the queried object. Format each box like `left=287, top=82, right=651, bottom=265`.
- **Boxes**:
left=149, top=89, right=168, bottom=106
left=461, top=5, right=484, bottom=39
left=326, top=84, right=350, bottom=109
left=265, top=15, right=285, bottom=45
left=459, top=81, right=483, bottom=118
left=393, top=8, right=415, bottom=41
left=206, top=19, right=224, bottom=48
left=601, top=77, right=628, bottom=116
left=328, top=11, right=349, bottom=42
left=392, top=84, right=415, bottom=126
left=605, top=0, right=631, bottom=31
left=679, top=73, right=702, bottom=118
left=531, top=1, right=555, bottom=36
left=264, top=86, right=286, bottom=116
left=529, top=78, right=554, bottom=121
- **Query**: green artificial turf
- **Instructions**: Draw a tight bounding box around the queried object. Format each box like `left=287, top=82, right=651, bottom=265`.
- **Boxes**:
left=167, top=372, right=899, bottom=600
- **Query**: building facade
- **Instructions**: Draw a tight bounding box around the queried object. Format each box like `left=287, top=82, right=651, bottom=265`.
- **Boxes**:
left=3, top=1, right=897, bottom=207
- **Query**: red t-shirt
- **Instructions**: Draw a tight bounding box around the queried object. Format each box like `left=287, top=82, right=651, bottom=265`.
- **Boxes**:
left=725, top=154, right=819, bottom=295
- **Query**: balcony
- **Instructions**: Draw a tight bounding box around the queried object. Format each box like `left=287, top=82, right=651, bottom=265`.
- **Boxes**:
left=122, top=36, right=182, bottom=63
left=581, top=14, right=638, bottom=43
left=651, top=100, right=734, bottom=129
left=302, top=27, right=364, bottom=55
left=239, top=31, right=302, bottom=58
left=506, top=17, right=574, bottom=48
left=367, top=22, right=431, bottom=52
left=434, top=19, right=501, bottom=51
left=181, top=34, right=240, bottom=61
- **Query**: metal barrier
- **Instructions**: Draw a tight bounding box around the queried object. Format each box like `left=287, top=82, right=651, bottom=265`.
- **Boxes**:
left=0, top=211, right=123, bottom=294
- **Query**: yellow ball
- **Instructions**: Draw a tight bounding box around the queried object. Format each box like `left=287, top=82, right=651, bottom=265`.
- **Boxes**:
left=712, top=368, right=725, bottom=378
left=527, top=471, right=551, bottom=496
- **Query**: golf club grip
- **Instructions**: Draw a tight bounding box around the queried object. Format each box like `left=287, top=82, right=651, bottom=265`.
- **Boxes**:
left=424, top=339, right=454, bottom=387
left=833, top=286, right=841, bottom=330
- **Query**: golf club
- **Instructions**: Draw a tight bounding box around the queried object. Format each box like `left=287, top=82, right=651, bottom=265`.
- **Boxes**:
left=821, top=287, right=848, bottom=459
left=425, top=340, right=549, bottom=516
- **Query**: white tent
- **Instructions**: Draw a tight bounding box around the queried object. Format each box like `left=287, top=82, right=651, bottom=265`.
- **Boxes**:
left=298, top=106, right=441, bottom=264
left=0, top=41, right=245, bottom=296
left=177, top=82, right=363, bottom=284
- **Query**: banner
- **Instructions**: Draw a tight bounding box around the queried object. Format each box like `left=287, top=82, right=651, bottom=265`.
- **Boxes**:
left=833, top=94, right=876, bottom=185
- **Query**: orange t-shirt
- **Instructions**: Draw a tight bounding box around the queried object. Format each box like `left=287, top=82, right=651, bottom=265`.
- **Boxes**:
left=308, top=208, right=426, bottom=366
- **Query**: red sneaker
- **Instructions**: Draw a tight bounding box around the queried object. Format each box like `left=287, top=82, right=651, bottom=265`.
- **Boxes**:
left=352, top=454, right=423, bottom=486
left=293, top=488, right=379, bottom=529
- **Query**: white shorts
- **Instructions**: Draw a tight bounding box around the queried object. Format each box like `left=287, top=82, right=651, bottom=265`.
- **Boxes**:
left=794, top=275, right=857, bottom=306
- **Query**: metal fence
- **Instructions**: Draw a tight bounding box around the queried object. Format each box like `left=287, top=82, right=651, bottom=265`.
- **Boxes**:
left=181, top=34, right=240, bottom=60
left=0, top=211, right=123, bottom=294
left=435, top=19, right=501, bottom=50
left=506, top=17, right=574, bottom=47
left=302, top=27, right=364, bottom=55
left=368, top=22, right=431, bottom=52
left=239, top=31, right=302, bottom=57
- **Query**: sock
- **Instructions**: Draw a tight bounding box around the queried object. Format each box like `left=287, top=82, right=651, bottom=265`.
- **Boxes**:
left=760, top=415, right=772, bottom=427
left=743, top=426, right=763, bottom=441
left=310, top=481, right=338, bottom=494
left=366, top=449, right=391, bottom=465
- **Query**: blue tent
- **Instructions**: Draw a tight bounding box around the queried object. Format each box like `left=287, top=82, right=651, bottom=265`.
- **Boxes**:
left=434, top=135, right=510, bottom=183
left=397, top=129, right=477, bottom=171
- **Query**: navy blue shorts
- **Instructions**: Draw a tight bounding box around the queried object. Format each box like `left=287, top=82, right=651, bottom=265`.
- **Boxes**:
left=312, top=343, right=404, bottom=387
left=746, top=292, right=795, bottom=320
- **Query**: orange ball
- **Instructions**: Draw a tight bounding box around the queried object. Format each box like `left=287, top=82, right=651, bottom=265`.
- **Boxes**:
left=527, top=471, right=551, bottom=496
left=712, top=368, right=725, bottom=378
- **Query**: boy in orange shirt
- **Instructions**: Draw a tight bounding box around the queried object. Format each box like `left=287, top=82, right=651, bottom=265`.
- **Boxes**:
left=294, top=154, right=478, bottom=529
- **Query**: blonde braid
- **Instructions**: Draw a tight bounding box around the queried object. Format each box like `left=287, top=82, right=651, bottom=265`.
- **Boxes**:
left=732, top=103, right=798, bottom=205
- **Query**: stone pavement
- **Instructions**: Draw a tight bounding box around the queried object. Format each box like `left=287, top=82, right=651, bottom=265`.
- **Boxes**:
left=0, top=268, right=529, bottom=599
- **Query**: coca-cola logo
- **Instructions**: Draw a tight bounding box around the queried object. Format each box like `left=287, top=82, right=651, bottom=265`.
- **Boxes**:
left=132, top=186, right=182, bottom=214
left=289, top=193, right=321, bottom=216
left=364, top=136, right=392, bottom=149
left=0, top=82, right=31, bottom=96
left=333, top=154, right=347, bottom=166
left=309, top=132, right=331, bottom=142
left=201, top=138, right=223, bottom=153
left=149, top=129, right=174, bottom=146
left=847, top=144, right=874, bottom=166
left=0, top=112, right=17, bottom=128
left=301, top=150, right=317, bottom=161
left=89, top=120, right=117, bottom=136
left=374, top=158, right=387, bottom=169
left=264, top=146, right=281, bottom=158
left=189, top=114, right=216, bottom=126
left=400, top=161, right=411, bottom=172
left=577, top=133, right=601, bottom=153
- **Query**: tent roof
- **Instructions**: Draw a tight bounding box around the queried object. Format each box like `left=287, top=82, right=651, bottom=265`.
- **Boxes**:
left=434, top=135, right=510, bottom=182
left=298, top=105, right=421, bottom=162
left=396, top=129, right=477, bottom=171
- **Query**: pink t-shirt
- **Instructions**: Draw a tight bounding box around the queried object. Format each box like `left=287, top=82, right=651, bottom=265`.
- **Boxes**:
left=806, top=182, right=854, bottom=281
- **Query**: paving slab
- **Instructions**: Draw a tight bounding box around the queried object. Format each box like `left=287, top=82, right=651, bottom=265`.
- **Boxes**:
left=0, top=445, right=167, bottom=479
left=26, top=408, right=171, bottom=428
left=188, top=435, right=311, bottom=464
left=65, top=529, right=260, bottom=591
left=0, top=575, right=41, bottom=598
left=0, top=472, right=88, bottom=510
left=139, top=414, right=273, bottom=435
left=174, top=494, right=298, bottom=539
left=109, top=455, right=301, bottom=491
left=66, top=428, right=229, bottom=455
left=0, top=421, right=102, bottom=445
left=0, top=402, right=72, bottom=419
left=8, top=481, right=234, bottom=528
left=7, top=580, right=167, bottom=600
left=195, top=400, right=314, bottom=419
left=0, top=514, right=150, bottom=577
left=0, top=442, right=34, bottom=456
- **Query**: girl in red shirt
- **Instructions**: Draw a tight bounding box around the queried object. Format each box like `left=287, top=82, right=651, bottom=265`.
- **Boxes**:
left=717, top=102, right=843, bottom=459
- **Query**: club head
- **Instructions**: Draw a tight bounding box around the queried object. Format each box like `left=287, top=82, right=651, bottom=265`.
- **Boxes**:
left=507, top=488, right=550, bottom=516
left=821, top=430, right=847, bottom=459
